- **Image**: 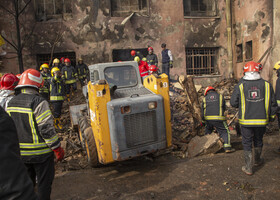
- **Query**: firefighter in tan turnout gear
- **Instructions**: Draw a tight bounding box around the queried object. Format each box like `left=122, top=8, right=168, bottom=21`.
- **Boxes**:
left=230, top=61, right=277, bottom=175
left=6, top=69, right=64, bottom=200
left=202, top=86, right=235, bottom=153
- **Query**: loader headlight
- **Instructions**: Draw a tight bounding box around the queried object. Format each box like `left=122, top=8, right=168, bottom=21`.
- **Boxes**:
left=121, top=106, right=131, bottom=114
left=148, top=102, right=157, bottom=109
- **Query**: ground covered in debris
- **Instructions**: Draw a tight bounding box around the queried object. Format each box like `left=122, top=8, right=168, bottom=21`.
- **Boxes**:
left=52, top=137, right=280, bottom=200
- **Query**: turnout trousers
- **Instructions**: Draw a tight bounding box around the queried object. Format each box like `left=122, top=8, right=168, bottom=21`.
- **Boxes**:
left=25, top=154, right=55, bottom=200
left=205, top=120, right=231, bottom=149
left=65, top=83, right=77, bottom=95
left=51, top=101, right=63, bottom=118
left=240, top=126, right=266, bottom=151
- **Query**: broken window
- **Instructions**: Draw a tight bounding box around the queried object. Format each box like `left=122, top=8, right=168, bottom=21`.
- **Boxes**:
left=36, top=52, right=76, bottom=69
left=186, top=48, right=218, bottom=75
left=183, top=0, right=216, bottom=17
left=236, top=44, right=243, bottom=63
left=35, top=0, right=72, bottom=21
left=245, top=41, right=252, bottom=61
left=111, top=0, right=148, bottom=17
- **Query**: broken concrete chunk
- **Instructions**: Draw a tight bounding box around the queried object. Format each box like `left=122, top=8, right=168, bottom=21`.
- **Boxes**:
left=187, top=134, right=223, bottom=158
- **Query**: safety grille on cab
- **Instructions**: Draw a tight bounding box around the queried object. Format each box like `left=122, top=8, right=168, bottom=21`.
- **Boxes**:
left=124, top=111, right=158, bottom=147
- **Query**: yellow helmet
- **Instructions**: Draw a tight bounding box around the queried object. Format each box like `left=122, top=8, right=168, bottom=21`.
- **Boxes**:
left=53, top=58, right=60, bottom=64
left=274, top=61, right=280, bottom=70
left=78, top=58, right=83, bottom=61
left=40, top=63, right=49, bottom=70
left=134, top=56, right=140, bottom=63
left=142, top=57, right=147, bottom=62
left=51, top=67, right=60, bottom=76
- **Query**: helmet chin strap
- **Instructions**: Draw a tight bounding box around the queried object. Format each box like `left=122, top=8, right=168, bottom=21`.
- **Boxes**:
left=243, top=72, right=261, bottom=80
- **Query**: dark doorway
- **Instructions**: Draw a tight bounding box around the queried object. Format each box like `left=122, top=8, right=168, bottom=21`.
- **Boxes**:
left=112, top=48, right=148, bottom=62
left=36, top=52, right=76, bottom=69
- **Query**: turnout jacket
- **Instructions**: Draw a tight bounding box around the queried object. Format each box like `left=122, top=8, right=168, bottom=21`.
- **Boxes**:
left=0, top=89, right=15, bottom=110
left=230, top=78, right=277, bottom=127
left=39, top=71, right=51, bottom=94
left=50, top=75, right=65, bottom=102
left=7, top=88, right=60, bottom=163
left=0, top=106, right=38, bottom=200
left=76, top=63, right=89, bottom=79
left=138, top=60, right=149, bottom=77
left=146, top=53, right=158, bottom=66
left=201, top=90, right=226, bottom=121
left=61, top=65, right=78, bottom=84
left=275, top=76, right=280, bottom=113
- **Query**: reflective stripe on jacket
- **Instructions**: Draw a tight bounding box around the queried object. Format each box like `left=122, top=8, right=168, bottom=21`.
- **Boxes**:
left=7, top=88, right=60, bottom=163
left=50, top=76, right=65, bottom=102
left=146, top=54, right=158, bottom=66
left=201, top=91, right=226, bottom=121
left=138, top=60, right=149, bottom=77
left=76, top=63, right=89, bottom=79
left=39, top=72, right=51, bottom=94
left=230, top=79, right=277, bottom=127
left=61, top=65, right=77, bottom=84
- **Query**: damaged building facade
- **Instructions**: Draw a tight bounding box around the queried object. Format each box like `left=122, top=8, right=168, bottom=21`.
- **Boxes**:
left=0, top=0, right=280, bottom=84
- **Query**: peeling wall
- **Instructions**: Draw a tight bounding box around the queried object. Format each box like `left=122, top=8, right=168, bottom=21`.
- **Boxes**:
left=0, top=0, right=276, bottom=83
left=232, top=0, right=273, bottom=80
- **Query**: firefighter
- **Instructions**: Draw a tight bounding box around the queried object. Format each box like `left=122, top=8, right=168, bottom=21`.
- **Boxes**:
left=274, top=62, right=280, bottom=154
left=6, top=69, right=64, bottom=199
left=52, top=58, right=60, bottom=70
left=39, top=63, right=51, bottom=101
left=202, top=86, right=235, bottom=153
left=146, top=46, right=158, bottom=67
left=50, top=67, right=65, bottom=130
left=161, top=43, right=173, bottom=82
left=134, top=56, right=149, bottom=80
left=60, top=57, right=65, bottom=70
left=76, top=58, right=89, bottom=86
left=149, top=65, right=160, bottom=75
left=0, top=73, right=19, bottom=110
left=131, top=50, right=144, bottom=61
left=230, top=61, right=277, bottom=175
left=61, top=58, right=78, bottom=102
left=0, top=106, right=38, bottom=200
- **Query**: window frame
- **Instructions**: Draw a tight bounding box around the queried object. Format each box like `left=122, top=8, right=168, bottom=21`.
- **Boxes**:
left=34, top=0, right=72, bottom=21
left=236, top=43, right=243, bottom=63
left=110, top=0, right=150, bottom=17
left=185, top=47, right=218, bottom=76
left=183, top=0, right=217, bottom=18
left=245, top=41, right=253, bottom=61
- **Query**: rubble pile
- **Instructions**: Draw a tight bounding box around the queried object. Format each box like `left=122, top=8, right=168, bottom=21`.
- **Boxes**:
left=55, top=90, right=89, bottom=173
left=170, top=78, right=239, bottom=156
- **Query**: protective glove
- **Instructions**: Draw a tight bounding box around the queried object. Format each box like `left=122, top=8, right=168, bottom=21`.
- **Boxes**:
left=170, top=61, right=173, bottom=68
left=53, top=146, right=65, bottom=161
left=200, top=121, right=205, bottom=127
left=269, top=116, right=276, bottom=122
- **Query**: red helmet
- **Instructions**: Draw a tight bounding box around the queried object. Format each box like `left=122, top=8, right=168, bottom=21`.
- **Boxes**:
left=64, top=58, right=71, bottom=63
left=131, top=50, right=136, bottom=56
left=60, top=57, right=65, bottom=62
left=0, top=73, right=19, bottom=90
left=148, top=47, right=153, bottom=51
left=15, top=69, right=44, bottom=90
left=204, top=86, right=215, bottom=96
left=149, top=65, right=158, bottom=72
left=244, top=61, right=260, bottom=73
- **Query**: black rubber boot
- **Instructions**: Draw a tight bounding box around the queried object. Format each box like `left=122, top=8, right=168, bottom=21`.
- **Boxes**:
left=254, top=147, right=264, bottom=167
left=242, top=151, right=253, bottom=175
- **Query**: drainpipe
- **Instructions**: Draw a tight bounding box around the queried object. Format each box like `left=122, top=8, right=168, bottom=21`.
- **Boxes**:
left=226, top=0, right=233, bottom=78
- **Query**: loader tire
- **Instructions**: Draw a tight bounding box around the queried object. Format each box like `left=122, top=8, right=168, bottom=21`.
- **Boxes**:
left=78, top=116, right=90, bottom=148
left=84, top=127, right=99, bottom=167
